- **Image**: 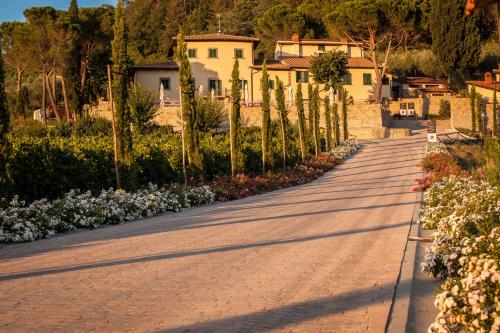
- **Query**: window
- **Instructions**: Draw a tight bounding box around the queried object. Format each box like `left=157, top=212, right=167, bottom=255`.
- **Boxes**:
left=234, top=48, right=243, bottom=58
left=318, top=44, right=326, bottom=51
left=363, top=73, right=372, bottom=86
left=188, top=49, right=197, bottom=58
left=159, top=77, right=171, bottom=90
left=295, top=71, right=309, bottom=83
left=208, top=48, right=218, bottom=58
left=239, top=80, right=248, bottom=90
left=343, top=72, right=352, bottom=85
left=208, top=79, right=222, bottom=95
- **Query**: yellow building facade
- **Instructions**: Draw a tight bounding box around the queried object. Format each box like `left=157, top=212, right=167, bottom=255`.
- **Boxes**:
left=133, top=33, right=390, bottom=105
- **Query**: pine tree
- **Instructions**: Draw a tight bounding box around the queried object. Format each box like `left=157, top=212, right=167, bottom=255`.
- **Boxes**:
left=332, top=103, right=340, bottom=146
left=14, top=86, right=29, bottom=121
left=324, top=96, right=332, bottom=152
left=112, top=0, right=133, bottom=187
left=177, top=30, right=203, bottom=177
left=0, top=46, right=9, bottom=190
left=275, top=77, right=288, bottom=169
left=230, top=58, right=241, bottom=176
left=313, top=86, right=321, bottom=156
left=261, top=61, right=271, bottom=173
left=493, top=86, right=498, bottom=136
left=470, top=86, right=477, bottom=132
left=342, top=88, right=349, bottom=141
left=295, top=83, right=307, bottom=161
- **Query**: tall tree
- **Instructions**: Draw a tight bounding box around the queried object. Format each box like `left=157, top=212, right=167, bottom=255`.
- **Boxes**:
left=328, top=0, right=402, bottom=102
left=312, top=86, right=321, bottom=155
left=324, top=96, right=332, bottom=151
left=493, top=86, right=498, bottom=136
left=112, top=0, right=133, bottom=185
left=230, top=58, right=241, bottom=176
left=470, top=85, right=477, bottom=132
left=476, top=93, right=484, bottom=135
left=307, top=83, right=314, bottom=132
left=332, top=102, right=340, bottom=146
left=275, top=77, right=288, bottom=169
left=309, top=50, right=348, bottom=90
left=261, top=61, right=271, bottom=173
left=429, top=0, right=481, bottom=75
left=295, top=83, right=307, bottom=161
left=0, top=22, right=30, bottom=94
left=177, top=30, right=203, bottom=178
left=0, top=46, right=9, bottom=190
left=14, top=86, right=29, bottom=121
left=341, top=88, right=349, bottom=140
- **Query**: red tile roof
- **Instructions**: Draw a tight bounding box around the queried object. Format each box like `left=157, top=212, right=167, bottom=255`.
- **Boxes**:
left=467, top=80, right=500, bottom=91
left=251, top=60, right=290, bottom=70
left=133, top=62, right=179, bottom=70
left=402, top=77, right=447, bottom=85
left=173, top=33, right=259, bottom=43
left=279, top=56, right=374, bottom=69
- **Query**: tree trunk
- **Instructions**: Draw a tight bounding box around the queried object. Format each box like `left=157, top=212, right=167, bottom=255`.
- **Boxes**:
left=60, top=75, right=71, bottom=123
left=45, top=73, right=62, bottom=121
left=41, top=72, right=47, bottom=124
left=16, top=68, right=23, bottom=94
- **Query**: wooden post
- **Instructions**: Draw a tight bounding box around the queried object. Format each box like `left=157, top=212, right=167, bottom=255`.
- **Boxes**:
left=107, top=64, right=121, bottom=190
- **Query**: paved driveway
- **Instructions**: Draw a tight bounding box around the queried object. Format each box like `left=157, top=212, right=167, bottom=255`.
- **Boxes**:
left=0, top=133, right=426, bottom=333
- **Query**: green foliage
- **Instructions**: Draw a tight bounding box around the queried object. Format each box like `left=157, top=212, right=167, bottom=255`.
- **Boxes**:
left=127, top=84, right=159, bottom=133
left=0, top=46, right=9, bottom=191
left=275, top=77, right=288, bottom=168
left=14, top=86, right=30, bottom=120
left=309, top=50, right=348, bottom=89
left=438, top=99, right=451, bottom=119
left=332, top=102, right=340, bottom=146
left=195, top=97, right=226, bottom=132
left=295, top=82, right=307, bottom=161
left=429, top=0, right=481, bottom=74
left=476, top=93, right=484, bottom=134
left=230, top=58, right=242, bottom=175
left=470, top=85, right=477, bottom=132
left=483, top=136, right=500, bottom=186
left=112, top=0, right=133, bottom=185
left=324, top=96, right=332, bottom=151
left=309, top=85, right=321, bottom=156
left=388, top=49, right=443, bottom=78
left=261, top=60, right=271, bottom=172
left=493, top=87, right=498, bottom=136
left=342, top=88, right=349, bottom=140
left=307, top=83, right=313, bottom=132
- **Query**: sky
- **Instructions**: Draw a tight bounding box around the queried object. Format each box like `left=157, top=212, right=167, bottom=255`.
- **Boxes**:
left=0, top=0, right=114, bottom=23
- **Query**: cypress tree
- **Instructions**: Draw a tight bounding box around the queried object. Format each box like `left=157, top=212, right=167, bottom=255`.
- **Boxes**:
left=313, top=86, right=321, bottom=156
left=470, top=86, right=477, bottom=132
left=230, top=58, right=241, bottom=176
left=275, top=77, right=288, bottom=169
left=307, top=83, right=313, bottom=132
left=476, top=93, right=484, bottom=135
left=261, top=61, right=271, bottom=173
left=0, top=46, right=9, bottom=190
left=112, top=0, right=133, bottom=185
left=493, top=86, right=498, bottom=136
left=332, top=103, right=340, bottom=146
left=341, top=88, right=349, bottom=141
left=295, top=83, right=307, bottom=161
left=64, top=0, right=82, bottom=119
left=324, top=96, right=332, bottom=152
left=177, top=30, right=203, bottom=177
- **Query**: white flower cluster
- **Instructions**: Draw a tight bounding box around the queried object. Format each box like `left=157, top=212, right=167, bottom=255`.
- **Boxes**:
left=330, top=140, right=360, bottom=160
left=0, top=184, right=215, bottom=243
left=420, top=176, right=500, bottom=332
left=426, top=142, right=450, bottom=157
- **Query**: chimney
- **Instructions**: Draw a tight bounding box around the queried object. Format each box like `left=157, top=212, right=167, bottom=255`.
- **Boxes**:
left=485, top=72, right=493, bottom=83
left=292, top=33, right=300, bottom=42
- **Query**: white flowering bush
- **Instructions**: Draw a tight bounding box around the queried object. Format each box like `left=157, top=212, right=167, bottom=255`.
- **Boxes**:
left=0, top=184, right=215, bottom=243
left=429, top=228, right=500, bottom=333
left=330, top=140, right=360, bottom=160
left=426, top=142, right=450, bottom=156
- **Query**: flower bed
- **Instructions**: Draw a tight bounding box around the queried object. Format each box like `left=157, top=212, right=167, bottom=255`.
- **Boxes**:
left=419, top=172, right=500, bottom=331
left=0, top=184, right=215, bottom=243
left=209, top=141, right=359, bottom=201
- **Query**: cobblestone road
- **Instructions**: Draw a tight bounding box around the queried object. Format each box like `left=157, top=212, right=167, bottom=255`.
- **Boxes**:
left=0, top=133, right=425, bottom=333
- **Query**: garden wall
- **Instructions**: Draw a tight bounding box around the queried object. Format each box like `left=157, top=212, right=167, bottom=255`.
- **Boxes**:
left=388, top=96, right=450, bottom=118
left=449, top=98, right=498, bottom=131
left=92, top=100, right=409, bottom=139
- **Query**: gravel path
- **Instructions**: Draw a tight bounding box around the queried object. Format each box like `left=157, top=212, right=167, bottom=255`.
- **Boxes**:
left=0, top=132, right=426, bottom=333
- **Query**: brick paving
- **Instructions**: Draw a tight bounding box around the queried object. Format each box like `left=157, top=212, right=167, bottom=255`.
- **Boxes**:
left=0, top=133, right=426, bottom=333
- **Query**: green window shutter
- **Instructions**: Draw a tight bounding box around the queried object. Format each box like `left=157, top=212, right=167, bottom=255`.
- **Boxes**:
left=235, top=49, right=243, bottom=58
left=304, top=71, right=309, bottom=83
left=217, top=80, right=222, bottom=95
left=344, top=72, right=352, bottom=85
left=209, top=48, right=218, bottom=58
left=363, top=73, right=372, bottom=85
left=295, top=71, right=301, bottom=83
left=188, top=49, right=197, bottom=58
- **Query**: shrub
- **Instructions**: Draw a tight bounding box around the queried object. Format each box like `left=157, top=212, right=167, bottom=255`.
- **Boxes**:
left=438, top=99, right=451, bottom=119
left=484, top=135, right=500, bottom=186
left=128, top=84, right=159, bottom=133
left=196, top=97, right=226, bottom=132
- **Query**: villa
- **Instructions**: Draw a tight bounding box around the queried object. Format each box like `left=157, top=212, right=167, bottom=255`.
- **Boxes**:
left=467, top=65, right=500, bottom=101
left=132, top=33, right=391, bottom=105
